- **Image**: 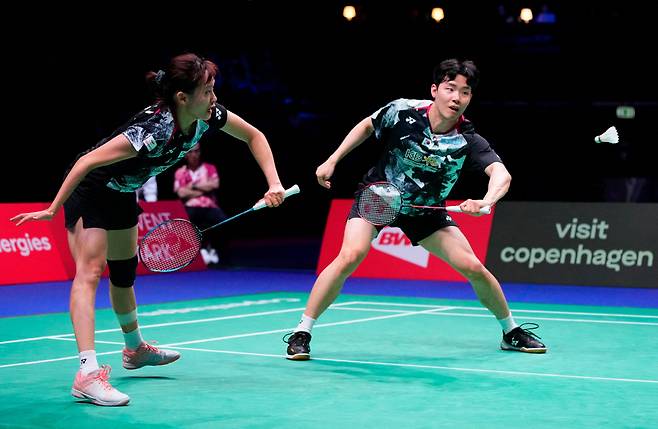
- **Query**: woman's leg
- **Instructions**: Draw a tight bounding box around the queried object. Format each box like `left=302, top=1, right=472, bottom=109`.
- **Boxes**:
left=67, top=219, right=108, bottom=353
left=107, top=227, right=180, bottom=368
left=68, top=219, right=130, bottom=406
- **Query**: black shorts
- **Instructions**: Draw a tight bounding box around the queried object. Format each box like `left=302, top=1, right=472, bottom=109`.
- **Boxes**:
left=64, top=180, right=142, bottom=231
left=348, top=201, right=458, bottom=245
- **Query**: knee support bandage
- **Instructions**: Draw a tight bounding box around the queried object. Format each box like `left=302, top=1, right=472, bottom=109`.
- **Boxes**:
left=107, top=255, right=138, bottom=288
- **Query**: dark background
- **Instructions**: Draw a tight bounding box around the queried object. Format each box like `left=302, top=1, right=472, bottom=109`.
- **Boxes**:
left=3, top=1, right=656, bottom=262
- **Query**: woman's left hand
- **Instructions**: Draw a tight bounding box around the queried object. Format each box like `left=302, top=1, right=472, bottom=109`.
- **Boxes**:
left=10, top=209, right=56, bottom=226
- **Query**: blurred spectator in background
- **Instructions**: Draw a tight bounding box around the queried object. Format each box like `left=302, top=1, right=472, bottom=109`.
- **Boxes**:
left=174, top=143, right=227, bottom=265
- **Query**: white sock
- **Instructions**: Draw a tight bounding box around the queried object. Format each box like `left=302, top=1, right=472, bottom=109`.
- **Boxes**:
left=79, top=350, right=99, bottom=375
left=294, top=314, right=316, bottom=334
left=498, top=314, right=519, bottom=334
left=123, top=328, right=144, bottom=350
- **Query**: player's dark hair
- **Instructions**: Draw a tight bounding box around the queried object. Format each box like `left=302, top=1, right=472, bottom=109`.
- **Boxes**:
left=146, top=53, right=219, bottom=107
left=433, top=59, right=479, bottom=90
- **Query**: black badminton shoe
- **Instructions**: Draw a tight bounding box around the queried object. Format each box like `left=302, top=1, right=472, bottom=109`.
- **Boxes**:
left=501, top=323, right=547, bottom=353
left=283, top=331, right=311, bottom=360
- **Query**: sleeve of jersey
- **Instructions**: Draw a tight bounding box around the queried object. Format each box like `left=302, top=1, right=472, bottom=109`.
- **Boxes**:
left=208, top=104, right=229, bottom=130
left=464, top=134, right=502, bottom=172
left=122, top=124, right=153, bottom=154
left=370, top=100, right=400, bottom=139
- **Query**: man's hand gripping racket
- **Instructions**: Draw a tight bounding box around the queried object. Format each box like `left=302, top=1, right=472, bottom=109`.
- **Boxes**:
left=139, top=185, right=300, bottom=272
left=357, top=182, right=491, bottom=226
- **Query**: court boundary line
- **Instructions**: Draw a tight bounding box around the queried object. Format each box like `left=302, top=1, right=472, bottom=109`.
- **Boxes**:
left=331, top=307, right=658, bottom=326
left=165, top=346, right=658, bottom=385
left=2, top=297, right=658, bottom=369
left=0, top=305, right=455, bottom=368
left=346, top=301, right=658, bottom=319
left=4, top=297, right=657, bottom=347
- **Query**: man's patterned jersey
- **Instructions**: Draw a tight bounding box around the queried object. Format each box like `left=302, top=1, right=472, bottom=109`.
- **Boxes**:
left=70, top=104, right=228, bottom=192
left=367, top=98, right=501, bottom=215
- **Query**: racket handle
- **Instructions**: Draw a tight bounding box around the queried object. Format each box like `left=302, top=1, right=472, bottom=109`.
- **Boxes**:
left=253, top=184, right=301, bottom=210
left=445, top=205, right=492, bottom=215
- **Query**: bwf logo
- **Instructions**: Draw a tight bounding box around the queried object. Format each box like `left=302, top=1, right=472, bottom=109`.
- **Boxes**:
left=372, top=227, right=430, bottom=267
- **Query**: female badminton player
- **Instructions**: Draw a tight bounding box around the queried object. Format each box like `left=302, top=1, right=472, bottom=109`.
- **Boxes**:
left=10, top=53, right=288, bottom=406
left=284, top=59, right=547, bottom=360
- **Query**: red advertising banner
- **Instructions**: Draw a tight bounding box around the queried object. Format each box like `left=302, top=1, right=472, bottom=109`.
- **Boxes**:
left=0, top=200, right=205, bottom=286
left=0, top=203, right=74, bottom=285
left=317, top=199, right=494, bottom=281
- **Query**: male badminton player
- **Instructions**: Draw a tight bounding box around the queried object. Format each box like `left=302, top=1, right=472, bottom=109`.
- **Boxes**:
left=285, top=59, right=546, bottom=360
left=10, top=53, right=288, bottom=406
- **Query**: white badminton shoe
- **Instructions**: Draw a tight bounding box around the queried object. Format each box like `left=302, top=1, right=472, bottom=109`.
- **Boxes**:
left=71, top=365, right=130, bottom=406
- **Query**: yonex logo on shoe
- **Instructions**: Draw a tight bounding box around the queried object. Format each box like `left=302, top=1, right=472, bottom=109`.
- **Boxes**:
left=511, top=339, right=519, bottom=346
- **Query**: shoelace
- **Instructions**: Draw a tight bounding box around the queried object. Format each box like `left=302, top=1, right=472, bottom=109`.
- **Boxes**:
left=282, top=332, right=295, bottom=344
left=516, top=323, right=542, bottom=340
left=95, top=365, right=113, bottom=391
left=142, top=343, right=160, bottom=353
left=282, top=332, right=309, bottom=345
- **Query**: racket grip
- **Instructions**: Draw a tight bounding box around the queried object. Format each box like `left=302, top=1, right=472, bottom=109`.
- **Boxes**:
left=253, top=184, right=301, bottom=210
left=446, top=205, right=492, bottom=214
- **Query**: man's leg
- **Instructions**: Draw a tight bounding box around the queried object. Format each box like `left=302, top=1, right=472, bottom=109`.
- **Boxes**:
left=285, top=218, right=376, bottom=360
left=420, top=226, right=546, bottom=353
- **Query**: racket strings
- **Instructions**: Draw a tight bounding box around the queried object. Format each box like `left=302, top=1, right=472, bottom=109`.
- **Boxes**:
left=139, top=220, right=202, bottom=272
left=357, top=183, right=402, bottom=226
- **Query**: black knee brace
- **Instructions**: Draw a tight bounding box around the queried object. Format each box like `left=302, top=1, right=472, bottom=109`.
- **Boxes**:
left=107, top=255, right=138, bottom=288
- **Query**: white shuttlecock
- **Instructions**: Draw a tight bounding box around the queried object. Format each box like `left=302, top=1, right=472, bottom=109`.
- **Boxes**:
left=594, top=126, right=619, bottom=144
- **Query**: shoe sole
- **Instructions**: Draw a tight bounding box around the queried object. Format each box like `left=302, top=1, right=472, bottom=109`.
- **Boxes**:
left=500, top=342, right=547, bottom=354
left=286, top=353, right=310, bottom=361
left=123, top=353, right=181, bottom=370
left=71, top=388, right=130, bottom=406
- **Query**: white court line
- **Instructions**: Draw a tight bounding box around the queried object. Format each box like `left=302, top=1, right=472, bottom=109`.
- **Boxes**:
left=347, top=301, right=658, bottom=319
left=0, top=302, right=357, bottom=345
left=2, top=299, right=657, bottom=368
left=164, top=346, right=658, bottom=385
left=0, top=306, right=454, bottom=369
left=332, top=307, right=658, bottom=326
left=0, top=350, right=122, bottom=369
left=3, top=298, right=657, bottom=347
left=162, top=306, right=455, bottom=347
left=49, top=337, right=124, bottom=345
left=139, top=298, right=301, bottom=316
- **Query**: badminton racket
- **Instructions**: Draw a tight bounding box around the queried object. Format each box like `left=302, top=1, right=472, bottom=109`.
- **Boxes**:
left=356, top=181, right=490, bottom=226
left=139, top=185, right=300, bottom=272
